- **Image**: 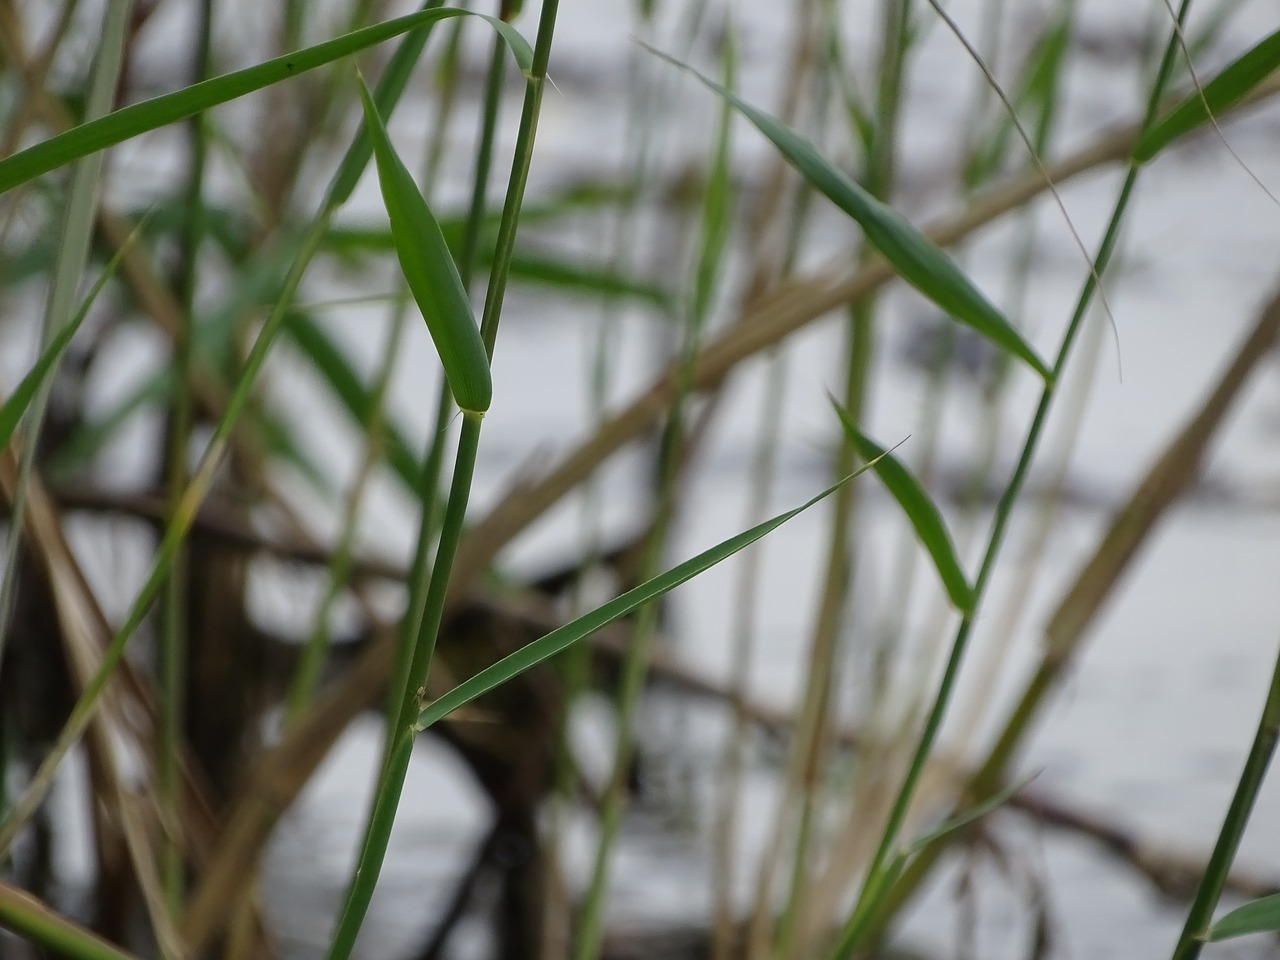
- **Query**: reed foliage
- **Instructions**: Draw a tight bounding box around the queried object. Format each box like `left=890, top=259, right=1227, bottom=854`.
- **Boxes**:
left=2, top=2, right=1280, bottom=959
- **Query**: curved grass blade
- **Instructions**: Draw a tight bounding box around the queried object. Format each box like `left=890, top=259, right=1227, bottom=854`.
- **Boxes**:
left=416, top=469, right=874, bottom=730
left=904, top=774, right=1032, bottom=857
left=0, top=9, right=533, bottom=195
left=841, top=777, right=1030, bottom=952
left=1135, top=28, right=1280, bottom=163
left=0, top=222, right=142, bottom=452
left=47, top=371, right=169, bottom=477
left=1208, top=893, right=1280, bottom=941
left=357, top=77, right=492, bottom=414
left=829, top=398, right=974, bottom=612
left=283, top=311, right=423, bottom=494
left=0, top=883, right=141, bottom=960
left=647, top=46, right=1052, bottom=383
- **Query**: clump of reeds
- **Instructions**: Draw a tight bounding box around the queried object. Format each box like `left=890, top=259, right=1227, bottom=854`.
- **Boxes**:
left=1, top=2, right=1280, bottom=959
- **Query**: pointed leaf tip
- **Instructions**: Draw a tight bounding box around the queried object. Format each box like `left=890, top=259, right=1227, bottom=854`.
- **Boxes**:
left=646, top=45, right=1052, bottom=384
left=357, top=78, right=492, bottom=414
left=829, top=399, right=975, bottom=612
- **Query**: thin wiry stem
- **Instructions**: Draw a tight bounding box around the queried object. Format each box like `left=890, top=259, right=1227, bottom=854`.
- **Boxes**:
left=833, top=3, right=1197, bottom=954
left=323, top=3, right=561, bottom=955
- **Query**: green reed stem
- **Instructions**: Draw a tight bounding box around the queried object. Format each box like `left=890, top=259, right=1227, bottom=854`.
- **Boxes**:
left=0, top=0, right=133, bottom=676
left=833, top=3, right=1196, bottom=954
left=575, top=18, right=730, bottom=960
left=384, top=20, right=506, bottom=770
left=1170, top=643, right=1280, bottom=960
left=294, top=18, right=502, bottom=728
left=157, top=0, right=213, bottom=915
left=325, top=410, right=482, bottom=960
left=776, top=3, right=908, bottom=954
left=324, top=4, right=560, bottom=955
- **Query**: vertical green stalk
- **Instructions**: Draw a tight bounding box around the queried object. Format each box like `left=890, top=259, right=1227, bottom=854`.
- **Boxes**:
left=572, top=22, right=732, bottom=960
left=0, top=0, right=134, bottom=673
left=774, top=3, right=909, bottom=954
left=323, top=5, right=561, bottom=957
left=324, top=411, right=483, bottom=960
left=544, top=9, right=671, bottom=945
left=295, top=21, right=503, bottom=729
left=157, top=0, right=213, bottom=916
left=1170, top=643, right=1280, bottom=960
left=383, top=18, right=508, bottom=770
left=832, top=3, right=1196, bottom=954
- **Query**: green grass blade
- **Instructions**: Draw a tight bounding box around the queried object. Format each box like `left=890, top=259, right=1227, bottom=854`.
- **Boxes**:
left=0, top=9, right=533, bottom=195
left=323, top=228, right=670, bottom=307
left=357, top=77, right=492, bottom=414
left=416, top=469, right=870, bottom=730
left=48, top=371, right=170, bottom=477
left=283, top=311, right=423, bottom=494
left=1208, top=893, right=1280, bottom=941
left=0, top=221, right=142, bottom=453
left=505, top=253, right=672, bottom=307
left=648, top=46, right=1052, bottom=383
left=830, top=399, right=974, bottom=612
left=1135, top=28, right=1280, bottom=163
left=0, top=883, right=141, bottom=960
left=904, top=775, right=1031, bottom=856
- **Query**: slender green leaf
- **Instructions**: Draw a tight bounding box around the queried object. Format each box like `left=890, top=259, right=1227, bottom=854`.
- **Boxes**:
left=1135, top=28, right=1280, bottom=163
left=324, top=229, right=669, bottom=306
left=0, top=223, right=141, bottom=453
left=830, top=399, right=974, bottom=612
left=1208, top=892, right=1280, bottom=941
left=283, top=311, right=423, bottom=495
left=357, top=77, right=492, bottom=414
left=0, top=9, right=533, bottom=194
left=905, top=775, right=1033, bottom=856
left=417, top=469, right=874, bottom=730
left=48, top=371, right=169, bottom=477
left=506, top=253, right=672, bottom=306
left=0, top=883, right=141, bottom=960
left=648, top=46, right=1052, bottom=383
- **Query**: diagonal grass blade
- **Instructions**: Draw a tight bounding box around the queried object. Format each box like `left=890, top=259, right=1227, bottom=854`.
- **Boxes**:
left=0, top=10, right=533, bottom=195
left=648, top=46, right=1052, bottom=383
left=1135, top=28, right=1280, bottom=163
left=416, top=468, right=877, bottom=731
left=830, top=398, right=974, bottom=612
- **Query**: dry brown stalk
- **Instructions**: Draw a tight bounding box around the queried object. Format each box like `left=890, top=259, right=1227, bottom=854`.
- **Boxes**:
left=0, top=448, right=185, bottom=958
